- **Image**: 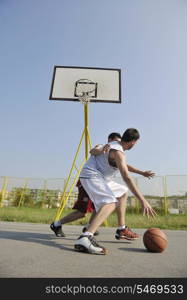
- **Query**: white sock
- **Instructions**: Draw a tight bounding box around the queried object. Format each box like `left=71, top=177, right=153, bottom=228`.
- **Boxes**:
left=118, top=225, right=126, bottom=230
left=54, top=221, right=61, bottom=227
left=82, top=231, right=93, bottom=236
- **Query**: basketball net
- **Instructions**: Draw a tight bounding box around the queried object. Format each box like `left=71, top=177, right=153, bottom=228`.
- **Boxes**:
left=78, top=93, right=91, bottom=104
left=75, top=78, right=97, bottom=104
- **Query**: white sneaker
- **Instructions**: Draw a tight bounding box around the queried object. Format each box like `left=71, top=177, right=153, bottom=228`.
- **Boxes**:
left=74, top=235, right=107, bottom=255
left=82, top=227, right=100, bottom=236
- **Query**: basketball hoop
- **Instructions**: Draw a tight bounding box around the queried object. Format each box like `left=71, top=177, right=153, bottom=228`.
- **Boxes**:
left=74, top=79, right=97, bottom=104
left=49, top=66, right=121, bottom=103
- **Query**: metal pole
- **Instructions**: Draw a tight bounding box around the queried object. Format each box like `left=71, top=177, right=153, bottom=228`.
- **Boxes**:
left=84, top=102, right=89, bottom=160
left=0, top=176, right=8, bottom=207
left=55, top=100, right=92, bottom=221
left=163, top=175, right=168, bottom=215
left=18, top=178, right=29, bottom=207
left=55, top=128, right=86, bottom=221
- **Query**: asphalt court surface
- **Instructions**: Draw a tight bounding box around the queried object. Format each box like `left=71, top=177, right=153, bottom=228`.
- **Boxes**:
left=0, top=221, right=187, bottom=278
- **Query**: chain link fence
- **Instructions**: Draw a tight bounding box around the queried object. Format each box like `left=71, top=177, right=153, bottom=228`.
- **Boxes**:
left=0, top=175, right=187, bottom=214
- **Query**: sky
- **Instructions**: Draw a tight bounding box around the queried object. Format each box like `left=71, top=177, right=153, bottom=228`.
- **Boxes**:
left=0, top=0, right=187, bottom=180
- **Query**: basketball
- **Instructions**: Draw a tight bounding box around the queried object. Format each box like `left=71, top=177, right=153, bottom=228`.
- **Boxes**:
left=143, top=228, right=168, bottom=253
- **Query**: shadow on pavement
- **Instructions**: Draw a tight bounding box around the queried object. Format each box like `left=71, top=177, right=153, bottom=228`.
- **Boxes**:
left=118, top=247, right=147, bottom=253
left=0, top=230, right=75, bottom=253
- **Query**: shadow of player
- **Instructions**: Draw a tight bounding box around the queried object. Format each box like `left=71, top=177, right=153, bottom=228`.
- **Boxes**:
left=0, top=230, right=75, bottom=253
left=118, top=247, right=147, bottom=253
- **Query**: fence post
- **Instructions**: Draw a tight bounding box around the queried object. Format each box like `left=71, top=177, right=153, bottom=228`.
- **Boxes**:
left=0, top=176, right=8, bottom=207
left=18, top=178, right=29, bottom=207
left=42, top=179, right=48, bottom=208
left=163, top=176, right=168, bottom=215
left=135, top=177, right=140, bottom=213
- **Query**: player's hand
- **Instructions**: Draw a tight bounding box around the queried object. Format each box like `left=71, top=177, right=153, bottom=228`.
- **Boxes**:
left=102, top=144, right=110, bottom=153
left=142, top=201, right=157, bottom=218
left=142, top=170, right=155, bottom=179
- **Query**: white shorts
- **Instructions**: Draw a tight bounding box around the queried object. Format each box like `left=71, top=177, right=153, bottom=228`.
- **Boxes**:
left=80, top=177, right=128, bottom=212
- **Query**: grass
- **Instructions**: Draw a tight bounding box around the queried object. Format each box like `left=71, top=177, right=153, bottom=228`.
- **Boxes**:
left=0, top=206, right=187, bottom=230
left=0, top=207, right=57, bottom=224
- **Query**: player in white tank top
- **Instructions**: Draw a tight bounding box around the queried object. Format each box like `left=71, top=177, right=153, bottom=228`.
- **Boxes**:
left=75, top=128, right=157, bottom=255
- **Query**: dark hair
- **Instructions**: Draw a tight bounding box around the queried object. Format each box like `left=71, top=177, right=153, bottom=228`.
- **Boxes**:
left=108, top=132, right=121, bottom=141
left=121, top=128, right=140, bottom=142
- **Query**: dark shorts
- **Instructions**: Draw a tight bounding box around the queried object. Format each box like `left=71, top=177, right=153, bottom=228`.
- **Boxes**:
left=72, top=180, right=95, bottom=213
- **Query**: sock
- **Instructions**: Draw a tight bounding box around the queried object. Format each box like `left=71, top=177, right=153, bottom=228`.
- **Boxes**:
left=54, top=221, right=61, bottom=227
left=82, top=231, right=93, bottom=236
left=118, top=225, right=126, bottom=230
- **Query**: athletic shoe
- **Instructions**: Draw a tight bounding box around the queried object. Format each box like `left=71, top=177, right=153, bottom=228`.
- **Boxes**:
left=82, top=227, right=100, bottom=236
left=115, top=226, right=139, bottom=240
left=74, top=235, right=107, bottom=255
left=50, top=222, right=66, bottom=237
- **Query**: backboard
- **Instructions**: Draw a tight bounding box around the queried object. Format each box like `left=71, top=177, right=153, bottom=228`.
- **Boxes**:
left=49, top=66, right=121, bottom=103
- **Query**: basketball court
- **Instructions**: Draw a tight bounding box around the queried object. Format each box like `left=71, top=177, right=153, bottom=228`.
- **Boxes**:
left=1, top=67, right=186, bottom=280
left=0, top=221, right=186, bottom=278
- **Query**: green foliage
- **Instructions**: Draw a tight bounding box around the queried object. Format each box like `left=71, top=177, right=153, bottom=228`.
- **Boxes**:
left=9, top=187, right=60, bottom=208
left=11, top=188, right=35, bottom=207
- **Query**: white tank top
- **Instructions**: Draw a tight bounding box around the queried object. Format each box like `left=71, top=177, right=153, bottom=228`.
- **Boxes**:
left=80, top=141, right=124, bottom=180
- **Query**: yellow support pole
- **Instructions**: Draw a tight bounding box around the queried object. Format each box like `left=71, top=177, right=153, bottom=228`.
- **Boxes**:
left=84, top=103, right=90, bottom=160
left=55, top=129, right=87, bottom=220
left=55, top=157, right=87, bottom=220
left=87, top=126, right=92, bottom=149
left=55, top=101, right=93, bottom=221
left=55, top=124, right=93, bottom=220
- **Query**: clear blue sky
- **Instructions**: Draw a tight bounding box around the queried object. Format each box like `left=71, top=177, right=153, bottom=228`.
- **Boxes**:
left=0, top=0, right=187, bottom=179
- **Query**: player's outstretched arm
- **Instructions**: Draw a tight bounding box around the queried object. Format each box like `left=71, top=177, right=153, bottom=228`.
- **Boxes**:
left=114, top=151, right=157, bottom=218
left=127, top=165, right=155, bottom=179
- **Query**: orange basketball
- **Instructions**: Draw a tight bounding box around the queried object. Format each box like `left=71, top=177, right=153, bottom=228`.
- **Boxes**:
left=143, top=228, right=168, bottom=253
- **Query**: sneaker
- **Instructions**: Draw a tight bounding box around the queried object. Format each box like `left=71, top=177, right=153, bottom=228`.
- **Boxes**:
left=50, top=222, right=66, bottom=237
left=82, top=227, right=100, bottom=236
left=115, top=227, right=139, bottom=241
left=74, top=235, right=107, bottom=255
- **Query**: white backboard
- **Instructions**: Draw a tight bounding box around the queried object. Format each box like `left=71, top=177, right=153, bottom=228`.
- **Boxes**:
left=49, top=66, right=121, bottom=103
